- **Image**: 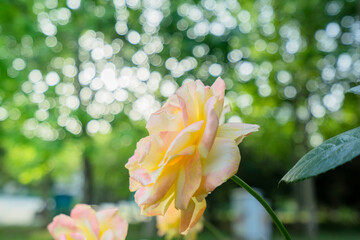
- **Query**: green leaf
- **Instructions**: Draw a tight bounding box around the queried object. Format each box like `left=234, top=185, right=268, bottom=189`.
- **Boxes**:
left=348, top=85, right=360, bottom=95
left=281, top=127, right=360, bottom=183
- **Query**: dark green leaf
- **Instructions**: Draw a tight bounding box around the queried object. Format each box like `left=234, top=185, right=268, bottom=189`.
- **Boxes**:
left=348, top=86, right=360, bottom=95
left=281, top=127, right=360, bottom=183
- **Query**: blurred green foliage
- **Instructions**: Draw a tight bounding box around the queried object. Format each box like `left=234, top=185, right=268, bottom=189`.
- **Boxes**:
left=0, top=0, right=359, bottom=225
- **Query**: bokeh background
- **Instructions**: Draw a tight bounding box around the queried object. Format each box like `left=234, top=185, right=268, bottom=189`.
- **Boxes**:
left=0, top=0, right=359, bottom=239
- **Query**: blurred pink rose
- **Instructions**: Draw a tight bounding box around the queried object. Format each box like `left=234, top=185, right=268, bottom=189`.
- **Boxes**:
left=48, top=204, right=128, bottom=240
left=126, top=78, right=259, bottom=233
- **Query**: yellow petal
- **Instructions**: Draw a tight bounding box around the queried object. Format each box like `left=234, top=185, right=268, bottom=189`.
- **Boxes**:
left=97, top=208, right=128, bottom=240
left=162, top=121, right=204, bottom=165
left=142, top=191, right=174, bottom=216
left=179, top=198, right=206, bottom=234
left=217, top=122, right=260, bottom=144
left=70, top=204, right=99, bottom=240
left=198, top=96, right=219, bottom=158
left=175, top=152, right=202, bottom=210
left=135, top=163, right=178, bottom=206
left=196, top=137, right=240, bottom=200
left=146, top=95, right=184, bottom=135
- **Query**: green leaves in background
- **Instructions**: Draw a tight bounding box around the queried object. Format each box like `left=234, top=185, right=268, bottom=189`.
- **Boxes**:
left=348, top=86, right=360, bottom=95
left=281, top=127, right=360, bottom=183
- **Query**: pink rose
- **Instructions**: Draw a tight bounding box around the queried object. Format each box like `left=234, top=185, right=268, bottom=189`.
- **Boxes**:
left=48, top=204, right=128, bottom=240
left=126, top=78, right=259, bottom=233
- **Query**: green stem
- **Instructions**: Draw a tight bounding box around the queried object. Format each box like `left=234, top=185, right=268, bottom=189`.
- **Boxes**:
left=230, top=175, right=291, bottom=240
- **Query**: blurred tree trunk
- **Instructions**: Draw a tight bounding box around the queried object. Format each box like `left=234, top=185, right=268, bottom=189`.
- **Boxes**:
left=303, top=179, right=317, bottom=238
left=294, top=179, right=318, bottom=239
left=83, top=155, right=94, bottom=204
left=292, top=104, right=318, bottom=239
left=292, top=121, right=318, bottom=239
left=39, top=173, right=53, bottom=224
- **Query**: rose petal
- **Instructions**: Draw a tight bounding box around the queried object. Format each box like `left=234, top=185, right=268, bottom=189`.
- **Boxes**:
left=162, top=121, right=204, bottom=165
left=196, top=137, right=240, bottom=200
left=135, top=163, right=178, bottom=206
left=130, top=168, right=153, bottom=188
left=156, top=201, right=181, bottom=237
left=179, top=198, right=206, bottom=234
left=127, top=132, right=178, bottom=191
left=211, top=77, right=225, bottom=101
left=100, top=230, right=114, bottom=240
left=217, top=122, right=259, bottom=144
left=176, top=80, right=198, bottom=125
left=142, top=191, right=174, bottom=216
left=167, top=145, right=196, bottom=161
left=146, top=95, right=184, bottom=135
left=141, top=131, right=179, bottom=170
left=125, top=136, right=150, bottom=170
left=219, top=104, right=230, bottom=125
left=70, top=232, right=87, bottom=240
left=198, top=96, right=219, bottom=158
left=48, top=214, right=77, bottom=239
left=97, top=208, right=128, bottom=240
left=175, top=152, right=202, bottom=210
left=70, top=204, right=100, bottom=239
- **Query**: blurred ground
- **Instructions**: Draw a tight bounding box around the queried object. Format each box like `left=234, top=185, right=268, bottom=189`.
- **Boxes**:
left=1, top=226, right=360, bottom=240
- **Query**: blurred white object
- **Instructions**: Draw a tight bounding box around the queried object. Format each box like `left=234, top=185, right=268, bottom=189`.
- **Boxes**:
left=231, top=188, right=272, bottom=240
left=0, top=194, right=44, bottom=226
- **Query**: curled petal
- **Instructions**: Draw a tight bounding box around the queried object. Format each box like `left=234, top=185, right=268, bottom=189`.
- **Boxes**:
left=196, top=137, right=240, bottom=200
left=194, top=80, right=213, bottom=110
left=219, top=104, right=230, bottom=125
left=48, top=214, right=77, bottom=240
left=70, top=204, right=100, bottom=239
left=168, top=145, right=196, bottom=161
left=97, top=208, right=128, bottom=240
left=163, top=121, right=204, bottom=165
left=125, top=136, right=150, bottom=171
left=175, top=152, right=202, bottom=210
left=126, top=137, right=151, bottom=191
left=180, top=198, right=206, bottom=234
left=198, top=96, right=219, bottom=158
left=129, top=175, right=142, bottom=192
left=217, top=122, right=260, bottom=144
left=130, top=169, right=153, bottom=188
left=211, top=77, right=226, bottom=101
left=141, top=131, right=178, bottom=170
left=127, top=132, right=178, bottom=191
left=176, top=80, right=214, bottom=124
left=177, top=80, right=199, bottom=125
left=146, top=95, right=184, bottom=135
left=135, top=163, right=178, bottom=206
left=142, top=191, right=174, bottom=216
left=210, top=77, right=225, bottom=117
left=137, top=145, right=198, bottom=210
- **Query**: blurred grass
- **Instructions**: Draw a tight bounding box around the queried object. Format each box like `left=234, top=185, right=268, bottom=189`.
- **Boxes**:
left=0, top=227, right=50, bottom=240
left=0, top=226, right=359, bottom=240
left=273, top=227, right=360, bottom=240
left=0, top=226, right=219, bottom=240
